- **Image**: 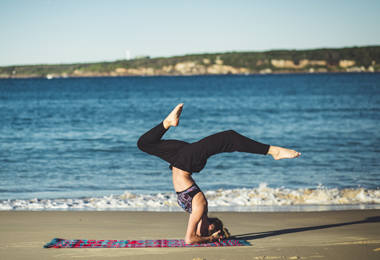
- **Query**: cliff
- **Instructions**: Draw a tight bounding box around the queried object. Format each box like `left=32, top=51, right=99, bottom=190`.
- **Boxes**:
left=1, top=46, right=379, bottom=79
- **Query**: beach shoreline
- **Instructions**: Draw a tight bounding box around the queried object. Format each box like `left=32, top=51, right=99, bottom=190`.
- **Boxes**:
left=1, top=210, right=379, bottom=260
left=2, top=185, right=379, bottom=211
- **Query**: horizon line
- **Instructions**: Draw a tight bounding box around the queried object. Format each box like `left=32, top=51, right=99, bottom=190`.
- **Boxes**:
left=2, top=44, right=379, bottom=68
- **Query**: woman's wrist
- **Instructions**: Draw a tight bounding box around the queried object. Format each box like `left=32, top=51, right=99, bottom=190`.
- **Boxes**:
left=210, top=235, right=217, bottom=242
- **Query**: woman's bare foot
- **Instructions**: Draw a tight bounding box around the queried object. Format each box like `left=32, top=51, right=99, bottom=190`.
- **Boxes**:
left=268, top=146, right=301, bottom=160
left=163, top=103, right=184, bottom=129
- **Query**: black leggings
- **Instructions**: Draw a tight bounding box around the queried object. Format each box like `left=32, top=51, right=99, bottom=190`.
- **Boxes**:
left=137, top=122, right=270, bottom=174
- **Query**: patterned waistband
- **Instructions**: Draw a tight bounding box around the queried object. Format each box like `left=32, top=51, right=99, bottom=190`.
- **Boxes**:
left=176, top=183, right=200, bottom=197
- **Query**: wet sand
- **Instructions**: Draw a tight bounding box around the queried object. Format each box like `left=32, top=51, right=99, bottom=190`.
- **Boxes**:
left=1, top=210, right=379, bottom=260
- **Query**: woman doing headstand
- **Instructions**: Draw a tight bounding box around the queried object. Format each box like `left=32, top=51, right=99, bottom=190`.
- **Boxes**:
left=137, top=104, right=300, bottom=244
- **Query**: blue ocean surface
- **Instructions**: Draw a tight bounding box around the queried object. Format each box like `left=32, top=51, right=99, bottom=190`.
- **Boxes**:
left=0, top=73, right=379, bottom=206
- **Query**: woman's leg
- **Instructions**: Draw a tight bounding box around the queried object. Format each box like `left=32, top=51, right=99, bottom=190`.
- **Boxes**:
left=138, top=103, right=300, bottom=172
left=171, top=130, right=300, bottom=173
left=137, top=104, right=188, bottom=164
left=193, top=130, right=300, bottom=160
left=170, top=130, right=268, bottom=173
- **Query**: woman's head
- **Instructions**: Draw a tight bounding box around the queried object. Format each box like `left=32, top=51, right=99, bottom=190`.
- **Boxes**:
left=207, top=217, right=231, bottom=238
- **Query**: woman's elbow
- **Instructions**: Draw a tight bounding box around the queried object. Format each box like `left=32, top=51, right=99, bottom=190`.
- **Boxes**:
left=185, top=235, right=199, bottom=244
left=185, top=236, right=192, bottom=244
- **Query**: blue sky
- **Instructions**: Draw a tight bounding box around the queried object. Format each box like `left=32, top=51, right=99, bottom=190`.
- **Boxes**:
left=1, top=0, right=379, bottom=66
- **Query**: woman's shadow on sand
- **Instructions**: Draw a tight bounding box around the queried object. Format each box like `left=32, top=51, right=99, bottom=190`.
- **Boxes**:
left=233, top=216, right=380, bottom=241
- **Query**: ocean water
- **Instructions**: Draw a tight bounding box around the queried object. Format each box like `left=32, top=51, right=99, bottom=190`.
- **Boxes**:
left=1, top=73, right=380, bottom=211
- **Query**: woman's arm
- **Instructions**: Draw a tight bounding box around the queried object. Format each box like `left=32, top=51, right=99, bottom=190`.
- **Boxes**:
left=184, top=193, right=222, bottom=244
left=185, top=214, right=220, bottom=244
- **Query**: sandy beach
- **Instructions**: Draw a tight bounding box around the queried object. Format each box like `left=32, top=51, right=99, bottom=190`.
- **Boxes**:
left=1, top=209, right=379, bottom=260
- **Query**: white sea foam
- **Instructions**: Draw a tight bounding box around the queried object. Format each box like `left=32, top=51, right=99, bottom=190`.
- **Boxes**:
left=1, top=183, right=380, bottom=211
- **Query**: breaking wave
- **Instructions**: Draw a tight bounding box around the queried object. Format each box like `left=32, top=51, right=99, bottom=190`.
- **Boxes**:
left=1, top=183, right=380, bottom=211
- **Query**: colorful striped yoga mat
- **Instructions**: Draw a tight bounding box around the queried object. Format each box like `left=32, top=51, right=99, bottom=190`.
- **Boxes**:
left=44, top=238, right=250, bottom=248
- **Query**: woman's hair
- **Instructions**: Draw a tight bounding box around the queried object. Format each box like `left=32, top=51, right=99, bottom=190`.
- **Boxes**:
left=207, top=217, right=231, bottom=238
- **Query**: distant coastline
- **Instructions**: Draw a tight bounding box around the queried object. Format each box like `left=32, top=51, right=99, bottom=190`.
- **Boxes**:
left=1, top=46, right=379, bottom=79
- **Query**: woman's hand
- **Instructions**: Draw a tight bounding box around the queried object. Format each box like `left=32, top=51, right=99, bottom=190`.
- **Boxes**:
left=210, top=230, right=223, bottom=242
